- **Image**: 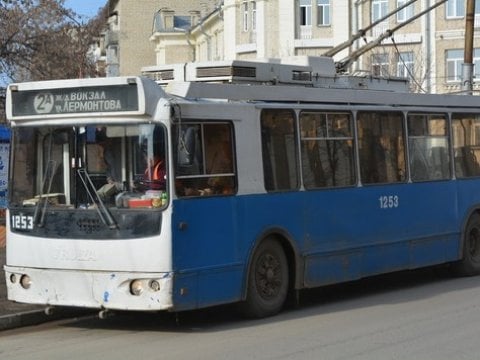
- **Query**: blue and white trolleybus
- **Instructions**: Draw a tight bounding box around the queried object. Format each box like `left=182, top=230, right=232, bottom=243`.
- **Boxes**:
left=5, top=57, right=480, bottom=318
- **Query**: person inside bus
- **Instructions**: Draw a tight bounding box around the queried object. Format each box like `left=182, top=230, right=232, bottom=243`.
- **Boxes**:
left=204, top=125, right=234, bottom=194
left=95, top=128, right=123, bottom=201
left=142, top=153, right=166, bottom=190
left=134, top=137, right=166, bottom=192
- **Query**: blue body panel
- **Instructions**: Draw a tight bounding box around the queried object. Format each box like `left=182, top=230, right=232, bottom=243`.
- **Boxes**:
left=170, top=179, right=476, bottom=311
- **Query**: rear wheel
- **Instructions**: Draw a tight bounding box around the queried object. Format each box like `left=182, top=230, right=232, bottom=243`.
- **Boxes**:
left=454, top=214, right=480, bottom=276
left=239, top=238, right=289, bottom=318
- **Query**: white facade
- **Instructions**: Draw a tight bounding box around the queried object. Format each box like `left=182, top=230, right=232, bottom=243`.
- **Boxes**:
left=112, top=0, right=480, bottom=95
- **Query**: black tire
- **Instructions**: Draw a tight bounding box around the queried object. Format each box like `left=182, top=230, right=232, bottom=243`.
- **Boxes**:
left=239, top=238, right=289, bottom=318
left=453, top=214, right=480, bottom=276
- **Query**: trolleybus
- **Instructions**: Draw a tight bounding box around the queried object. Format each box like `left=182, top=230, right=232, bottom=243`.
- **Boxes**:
left=5, top=57, right=480, bottom=318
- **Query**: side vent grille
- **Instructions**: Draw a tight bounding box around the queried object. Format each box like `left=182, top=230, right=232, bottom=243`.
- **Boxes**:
left=145, top=70, right=175, bottom=81
left=196, top=66, right=256, bottom=78
left=292, top=71, right=312, bottom=81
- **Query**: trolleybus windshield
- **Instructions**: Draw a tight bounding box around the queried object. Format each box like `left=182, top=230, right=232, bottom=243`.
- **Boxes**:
left=10, top=124, right=167, bottom=212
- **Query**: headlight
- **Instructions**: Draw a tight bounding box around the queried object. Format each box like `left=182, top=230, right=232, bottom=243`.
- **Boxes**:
left=129, top=280, right=144, bottom=296
left=20, top=275, right=32, bottom=289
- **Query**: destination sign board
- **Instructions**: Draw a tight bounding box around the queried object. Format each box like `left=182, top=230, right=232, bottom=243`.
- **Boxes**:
left=11, top=84, right=139, bottom=117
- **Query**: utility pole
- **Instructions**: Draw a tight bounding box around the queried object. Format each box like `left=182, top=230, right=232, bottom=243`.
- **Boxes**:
left=462, top=0, right=475, bottom=94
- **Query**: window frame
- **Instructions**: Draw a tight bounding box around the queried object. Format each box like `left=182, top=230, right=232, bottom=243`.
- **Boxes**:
left=260, top=109, right=300, bottom=192
left=446, top=49, right=464, bottom=83
left=357, top=111, right=407, bottom=185
left=446, top=0, right=465, bottom=19
left=407, top=113, right=451, bottom=182
left=452, top=113, right=480, bottom=178
left=396, top=51, right=414, bottom=79
left=251, top=1, right=257, bottom=32
left=300, top=0, right=313, bottom=26
left=173, top=121, right=237, bottom=197
left=396, top=0, right=414, bottom=22
left=317, top=0, right=331, bottom=26
left=372, top=53, right=389, bottom=77
left=372, top=0, right=388, bottom=22
left=243, top=1, right=249, bottom=32
left=300, top=111, right=356, bottom=189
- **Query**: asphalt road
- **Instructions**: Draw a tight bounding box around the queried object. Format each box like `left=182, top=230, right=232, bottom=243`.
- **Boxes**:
left=1, top=268, right=480, bottom=360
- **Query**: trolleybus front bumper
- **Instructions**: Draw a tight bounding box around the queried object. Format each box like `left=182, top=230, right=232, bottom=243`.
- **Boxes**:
left=4, top=265, right=174, bottom=311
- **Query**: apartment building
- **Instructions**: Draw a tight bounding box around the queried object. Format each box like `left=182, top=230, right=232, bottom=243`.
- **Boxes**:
left=103, top=0, right=218, bottom=76
left=103, top=1, right=479, bottom=94
left=355, top=0, right=480, bottom=94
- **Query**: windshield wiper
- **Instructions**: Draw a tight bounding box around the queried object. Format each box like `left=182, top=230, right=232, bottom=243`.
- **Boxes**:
left=33, top=159, right=57, bottom=228
left=77, top=168, right=118, bottom=230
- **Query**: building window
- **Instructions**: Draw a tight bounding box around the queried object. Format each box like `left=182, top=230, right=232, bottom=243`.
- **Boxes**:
left=397, top=0, right=414, bottom=22
left=317, top=0, right=330, bottom=26
left=251, top=1, right=256, bottom=31
left=300, top=0, right=312, bottom=26
left=372, top=53, right=389, bottom=76
left=446, top=0, right=465, bottom=18
left=372, top=0, right=388, bottom=22
left=474, top=49, right=480, bottom=80
left=243, top=1, right=249, bottom=31
left=446, top=49, right=463, bottom=82
left=396, top=52, right=414, bottom=78
left=446, top=49, right=480, bottom=82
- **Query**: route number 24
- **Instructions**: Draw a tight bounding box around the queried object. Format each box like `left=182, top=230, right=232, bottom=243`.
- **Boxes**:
left=379, top=195, right=399, bottom=209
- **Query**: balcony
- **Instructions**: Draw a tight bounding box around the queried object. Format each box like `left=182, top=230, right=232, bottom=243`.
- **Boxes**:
left=299, top=25, right=312, bottom=39
left=372, top=21, right=388, bottom=38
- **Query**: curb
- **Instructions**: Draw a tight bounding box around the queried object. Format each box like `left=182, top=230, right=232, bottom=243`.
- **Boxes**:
left=0, top=309, right=50, bottom=331
left=0, top=308, right=93, bottom=331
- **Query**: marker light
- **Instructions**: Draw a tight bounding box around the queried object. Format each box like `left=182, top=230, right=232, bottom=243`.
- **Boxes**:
left=149, top=280, right=160, bottom=292
left=9, top=274, right=17, bottom=284
left=129, top=280, right=144, bottom=296
left=20, top=275, right=32, bottom=289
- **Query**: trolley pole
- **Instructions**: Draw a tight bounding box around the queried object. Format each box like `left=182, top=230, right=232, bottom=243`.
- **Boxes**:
left=462, top=0, right=475, bottom=94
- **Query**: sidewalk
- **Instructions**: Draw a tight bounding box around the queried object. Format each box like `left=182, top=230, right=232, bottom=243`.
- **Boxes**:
left=0, top=230, right=87, bottom=331
left=0, top=245, right=49, bottom=331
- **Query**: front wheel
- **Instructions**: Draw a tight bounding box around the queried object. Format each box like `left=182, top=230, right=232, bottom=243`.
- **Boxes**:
left=239, top=238, right=289, bottom=318
left=453, top=214, right=480, bottom=276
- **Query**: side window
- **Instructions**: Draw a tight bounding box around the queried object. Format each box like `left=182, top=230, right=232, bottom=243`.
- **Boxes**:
left=300, top=112, right=355, bottom=188
left=174, top=122, right=236, bottom=197
left=358, top=111, right=406, bottom=184
left=407, top=113, right=450, bottom=181
left=452, top=113, right=480, bottom=178
left=261, top=109, right=299, bottom=191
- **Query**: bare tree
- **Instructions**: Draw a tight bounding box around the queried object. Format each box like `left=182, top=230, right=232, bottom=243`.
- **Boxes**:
left=1, top=0, right=107, bottom=120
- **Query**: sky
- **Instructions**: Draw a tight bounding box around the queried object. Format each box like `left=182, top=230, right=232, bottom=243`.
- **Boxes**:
left=64, top=0, right=107, bottom=20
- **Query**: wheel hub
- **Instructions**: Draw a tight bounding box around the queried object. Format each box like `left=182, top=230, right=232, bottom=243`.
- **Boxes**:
left=256, top=253, right=281, bottom=299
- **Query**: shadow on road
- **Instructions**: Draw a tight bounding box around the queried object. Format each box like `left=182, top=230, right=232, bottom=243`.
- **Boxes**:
left=55, top=265, right=480, bottom=334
